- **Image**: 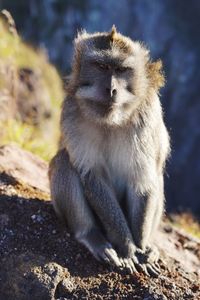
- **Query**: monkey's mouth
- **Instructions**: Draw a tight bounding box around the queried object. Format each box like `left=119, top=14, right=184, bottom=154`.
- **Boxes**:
left=80, top=82, right=91, bottom=87
left=87, top=99, right=115, bottom=115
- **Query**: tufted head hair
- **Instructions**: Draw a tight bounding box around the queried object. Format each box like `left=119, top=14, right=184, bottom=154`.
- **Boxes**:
left=69, top=26, right=164, bottom=95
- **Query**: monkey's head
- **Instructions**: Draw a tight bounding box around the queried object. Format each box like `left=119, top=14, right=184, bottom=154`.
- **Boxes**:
left=70, top=26, right=164, bottom=126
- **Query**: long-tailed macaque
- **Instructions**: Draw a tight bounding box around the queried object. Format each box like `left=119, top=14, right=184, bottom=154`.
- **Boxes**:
left=49, top=26, right=170, bottom=276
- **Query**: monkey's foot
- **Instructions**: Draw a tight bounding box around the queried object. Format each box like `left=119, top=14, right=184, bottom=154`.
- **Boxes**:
left=95, top=243, right=122, bottom=267
left=118, top=253, right=159, bottom=277
left=119, top=254, right=140, bottom=274
left=145, top=245, right=160, bottom=264
left=134, top=247, right=160, bottom=277
left=78, top=229, right=122, bottom=267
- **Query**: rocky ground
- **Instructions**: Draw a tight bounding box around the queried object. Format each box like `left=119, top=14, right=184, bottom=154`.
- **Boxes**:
left=0, top=144, right=199, bottom=300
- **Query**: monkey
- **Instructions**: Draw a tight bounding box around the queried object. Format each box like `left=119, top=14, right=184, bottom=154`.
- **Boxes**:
left=49, top=26, right=170, bottom=276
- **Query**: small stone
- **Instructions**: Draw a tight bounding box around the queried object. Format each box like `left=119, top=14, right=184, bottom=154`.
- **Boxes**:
left=191, top=284, right=199, bottom=292
left=184, top=288, right=193, bottom=297
left=31, top=214, right=36, bottom=220
left=76, top=253, right=81, bottom=260
left=31, top=214, right=43, bottom=223
left=56, top=277, right=76, bottom=295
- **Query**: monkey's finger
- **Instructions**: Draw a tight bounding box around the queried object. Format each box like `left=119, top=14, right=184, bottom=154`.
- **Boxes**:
left=98, top=254, right=110, bottom=265
left=131, top=255, right=140, bottom=266
left=134, top=262, right=150, bottom=276
left=128, top=259, right=138, bottom=274
left=151, top=263, right=160, bottom=274
left=159, top=257, right=167, bottom=266
left=104, top=248, right=122, bottom=267
left=137, top=262, right=151, bottom=276
left=155, top=262, right=160, bottom=270
left=96, top=251, right=119, bottom=267
left=124, top=258, right=138, bottom=274
left=147, top=261, right=160, bottom=273
left=146, top=263, right=159, bottom=277
left=119, top=258, right=126, bottom=268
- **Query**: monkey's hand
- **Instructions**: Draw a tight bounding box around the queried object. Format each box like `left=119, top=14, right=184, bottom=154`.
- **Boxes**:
left=145, top=245, right=160, bottom=264
left=107, top=242, right=160, bottom=277
left=135, top=246, right=160, bottom=277
left=118, top=242, right=144, bottom=274
left=92, top=242, right=122, bottom=268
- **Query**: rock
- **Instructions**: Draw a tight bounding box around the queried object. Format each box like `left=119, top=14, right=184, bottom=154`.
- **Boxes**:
left=17, top=67, right=52, bottom=126
left=0, top=144, right=49, bottom=193
left=0, top=147, right=199, bottom=299
left=0, top=253, right=72, bottom=300
left=154, top=229, right=200, bottom=274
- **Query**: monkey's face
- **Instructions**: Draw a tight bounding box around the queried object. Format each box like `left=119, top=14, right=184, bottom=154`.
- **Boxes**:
left=75, top=50, right=149, bottom=126
left=72, top=29, right=156, bottom=126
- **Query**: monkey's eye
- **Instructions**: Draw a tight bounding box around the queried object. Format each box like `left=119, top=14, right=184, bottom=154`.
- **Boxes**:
left=115, top=66, right=129, bottom=73
left=94, top=62, right=110, bottom=71
left=81, top=82, right=91, bottom=87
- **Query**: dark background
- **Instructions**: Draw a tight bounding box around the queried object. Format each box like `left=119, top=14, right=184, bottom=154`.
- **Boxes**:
left=1, top=0, right=200, bottom=215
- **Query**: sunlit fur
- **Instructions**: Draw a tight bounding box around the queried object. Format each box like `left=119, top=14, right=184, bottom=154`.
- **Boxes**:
left=66, top=27, right=164, bottom=127
left=60, top=28, right=169, bottom=186
left=49, top=27, right=170, bottom=272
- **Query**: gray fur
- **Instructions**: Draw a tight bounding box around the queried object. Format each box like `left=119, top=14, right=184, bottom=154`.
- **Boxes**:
left=49, top=28, right=170, bottom=276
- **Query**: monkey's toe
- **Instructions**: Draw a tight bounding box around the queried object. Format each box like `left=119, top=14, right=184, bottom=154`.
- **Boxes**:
left=132, top=259, right=160, bottom=277
left=104, top=247, right=122, bottom=267
left=94, top=244, right=122, bottom=267
left=122, top=258, right=138, bottom=274
left=134, top=249, right=161, bottom=277
left=145, top=245, right=160, bottom=264
left=136, top=246, right=159, bottom=264
left=146, top=263, right=160, bottom=277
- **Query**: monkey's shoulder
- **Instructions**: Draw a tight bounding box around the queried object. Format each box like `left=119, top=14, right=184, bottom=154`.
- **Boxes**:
left=61, top=95, right=169, bottom=183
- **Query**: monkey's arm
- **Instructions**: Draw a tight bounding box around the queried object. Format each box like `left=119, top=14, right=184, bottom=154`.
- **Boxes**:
left=126, top=179, right=162, bottom=276
left=82, top=170, right=143, bottom=273
left=49, top=149, right=121, bottom=267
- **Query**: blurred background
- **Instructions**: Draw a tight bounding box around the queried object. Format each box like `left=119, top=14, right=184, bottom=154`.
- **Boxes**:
left=0, top=0, right=200, bottom=217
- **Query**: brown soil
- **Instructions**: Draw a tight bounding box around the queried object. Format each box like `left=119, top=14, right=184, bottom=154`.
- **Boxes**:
left=0, top=171, right=200, bottom=300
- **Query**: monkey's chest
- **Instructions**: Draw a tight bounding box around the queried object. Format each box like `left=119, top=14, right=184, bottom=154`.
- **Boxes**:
left=105, top=135, right=135, bottom=197
left=104, top=132, right=155, bottom=196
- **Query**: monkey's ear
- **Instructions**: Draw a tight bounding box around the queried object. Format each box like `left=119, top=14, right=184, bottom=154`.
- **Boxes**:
left=110, top=25, right=117, bottom=41
left=147, top=60, right=165, bottom=92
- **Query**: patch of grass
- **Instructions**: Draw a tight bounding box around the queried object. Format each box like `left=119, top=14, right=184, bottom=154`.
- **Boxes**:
left=0, top=18, right=64, bottom=104
left=0, top=119, right=58, bottom=161
left=0, top=14, right=64, bottom=161
left=169, top=213, right=200, bottom=239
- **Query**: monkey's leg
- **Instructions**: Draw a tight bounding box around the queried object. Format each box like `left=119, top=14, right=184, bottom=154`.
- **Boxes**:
left=150, top=175, right=164, bottom=239
left=126, top=184, right=161, bottom=276
left=82, top=171, right=141, bottom=274
left=49, top=149, right=121, bottom=267
left=145, top=175, right=165, bottom=264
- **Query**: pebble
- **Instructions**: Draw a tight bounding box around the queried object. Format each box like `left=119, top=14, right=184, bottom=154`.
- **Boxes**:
left=31, top=214, right=44, bottom=223
left=31, top=214, right=36, bottom=220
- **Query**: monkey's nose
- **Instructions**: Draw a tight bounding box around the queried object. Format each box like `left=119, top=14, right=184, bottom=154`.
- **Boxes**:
left=112, top=88, right=117, bottom=97
left=106, top=87, right=117, bottom=98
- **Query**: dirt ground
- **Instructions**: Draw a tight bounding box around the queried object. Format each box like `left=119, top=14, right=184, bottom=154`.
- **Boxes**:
left=0, top=171, right=200, bottom=300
